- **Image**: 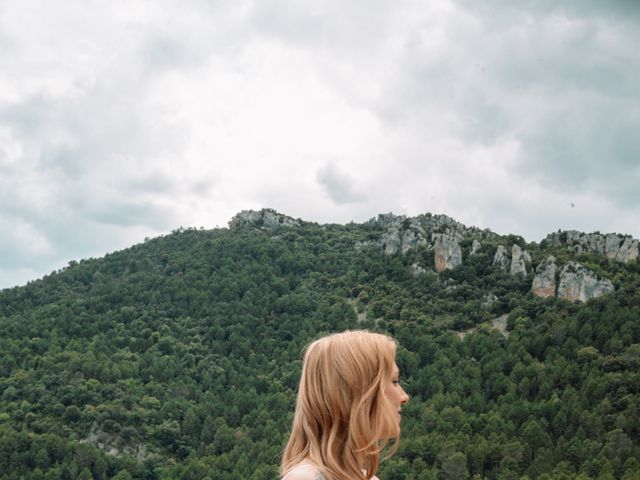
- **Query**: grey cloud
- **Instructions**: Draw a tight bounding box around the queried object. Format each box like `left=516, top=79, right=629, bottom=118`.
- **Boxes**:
left=250, top=0, right=326, bottom=44
left=0, top=72, right=190, bottom=287
left=369, top=3, right=640, bottom=207
left=453, top=0, right=640, bottom=24
left=0, top=218, right=49, bottom=270
left=2, top=89, right=159, bottom=170
left=125, top=173, right=177, bottom=195
left=249, top=0, right=397, bottom=52
left=516, top=104, right=640, bottom=205
left=141, top=33, right=209, bottom=70
left=316, top=163, right=365, bottom=205
left=1, top=94, right=54, bottom=137
left=83, top=199, right=173, bottom=229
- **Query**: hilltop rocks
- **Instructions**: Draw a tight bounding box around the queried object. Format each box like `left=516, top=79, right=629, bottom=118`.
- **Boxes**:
left=493, top=244, right=532, bottom=276
left=532, top=258, right=614, bottom=302
left=531, top=256, right=557, bottom=298
left=362, top=213, right=494, bottom=271
left=380, top=226, right=402, bottom=255
left=557, top=262, right=614, bottom=302
left=367, top=213, right=490, bottom=242
left=510, top=245, right=530, bottom=277
left=434, top=234, right=462, bottom=272
left=605, top=234, right=622, bottom=260
left=229, top=209, right=300, bottom=230
left=493, top=246, right=510, bottom=271
left=617, top=237, right=639, bottom=263
left=379, top=222, right=428, bottom=255
left=544, top=230, right=638, bottom=263
left=471, top=239, right=481, bottom=255
left=402, top=228, right=428, bottom=254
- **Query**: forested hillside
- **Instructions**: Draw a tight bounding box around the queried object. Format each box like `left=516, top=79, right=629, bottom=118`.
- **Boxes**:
left=1, top=209, right=638, bottom=480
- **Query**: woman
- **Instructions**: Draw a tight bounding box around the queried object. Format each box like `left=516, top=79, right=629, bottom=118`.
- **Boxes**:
left=280, top=330, right=409, bottom=480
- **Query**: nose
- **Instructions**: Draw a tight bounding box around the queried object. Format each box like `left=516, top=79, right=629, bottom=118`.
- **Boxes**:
left=401, top=386, right=409, bottom=404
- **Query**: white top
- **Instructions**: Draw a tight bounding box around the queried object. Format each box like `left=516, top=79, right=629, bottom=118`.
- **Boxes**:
left=281, top=462, right=380, bottom=480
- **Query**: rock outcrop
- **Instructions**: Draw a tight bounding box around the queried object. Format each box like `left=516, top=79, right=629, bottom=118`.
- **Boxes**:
left=557, top=261, right=614, bottom=302
left=229, top=209, right=300, bottom=230
left=401, top=225, right=428, bottom=254
left=605, top=234, right=622, bottom=260
left=510, top=245, right=530, bottom=277
left=410, top=262, right=426, bottom=277
left=482, top=293, right=498, bottom=308
left=380, top=226, right=402, bottom=255
left=362, top=212, right=494, bottom=261
left=433, top=234, right=462, bottom=272
left=379, top=222, right=428, bottom=255
left=471, top=239, right=481, bottom=255
left=544, top=230, right=638, bottom=263
left=493, top=245, right=509, bottom=271
left=617, top=237, right=639, bottom=263
left=531, top=256, right=557, bottom=298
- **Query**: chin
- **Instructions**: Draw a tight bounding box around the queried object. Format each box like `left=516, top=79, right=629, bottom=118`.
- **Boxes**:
left=382, top=425, right=400, bottom=440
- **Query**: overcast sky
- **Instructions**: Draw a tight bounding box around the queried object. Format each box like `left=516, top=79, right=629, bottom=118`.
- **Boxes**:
left=1, top=1, right=639, bottom=289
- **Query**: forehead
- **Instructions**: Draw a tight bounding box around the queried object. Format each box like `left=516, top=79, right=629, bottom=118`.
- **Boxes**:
left=392, top=363, right=399, bottom=375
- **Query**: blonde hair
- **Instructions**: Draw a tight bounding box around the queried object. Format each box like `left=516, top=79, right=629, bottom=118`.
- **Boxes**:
left=280, top=330, right=400, bottom=480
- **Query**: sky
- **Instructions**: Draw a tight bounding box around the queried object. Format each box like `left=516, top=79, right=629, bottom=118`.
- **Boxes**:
left=1, top=1, right=639, bottom=289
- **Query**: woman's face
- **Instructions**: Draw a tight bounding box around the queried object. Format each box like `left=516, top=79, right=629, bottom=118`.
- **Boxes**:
left=383, top=363, right=409, bottom=438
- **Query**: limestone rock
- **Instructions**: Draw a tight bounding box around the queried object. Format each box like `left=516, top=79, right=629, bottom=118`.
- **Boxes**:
left=471, top=239, right=481, bottom=255
left=354, top=240, right=378, bottom=251
left=605, top=234, right=622, bottom=260
left=482, top=293, right=498, bottom=308
left=362, top=212, right=497, bottom=257
left=401, top=225, right=428, bottom=254
left=229, top=209, right=299, bottom=230
left=433, top=233, right=462, bottom=272
left=493, top=245, right=509, bottom=271
left=531, top=256, right=557, bottom=298
left=616, top=237, right=639, bottom=263
left=381, top=227, right=402, bottom=255
left=410, top=262, right=427, bottom=277
left=544, top=230, right=637, bottom=263
left=510, top=244, right=529, bottom=277
left=368, top=213, right=406, bottom=228
left=557, top=261, right=614, bottom=302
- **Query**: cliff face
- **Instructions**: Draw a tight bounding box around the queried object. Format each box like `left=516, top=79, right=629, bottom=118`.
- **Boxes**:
left=359, top=213, right=494, bottom=272
left=544, top=231, right=638, bottom=263
left=531, top=256, right=557, bottom=298
left=434, top=234, right=462, bottom=272
left=531, top=258, right=614, bottom=302
left=471, top=239, right=481, bottom=255
left=378, top=221, right=429, bottom=255
left=617, top=237, right=640, bottom=263
left=493, top=244, right=531, bottom=276
left=556, top=262, right=615, bottom=302
left=229, top=210, right=626, bottom=305
left=493, top=245, right=510, bottom=271
left=229, top=209, right=300, bottom=230
left=510, top=245, right=531, bottom=277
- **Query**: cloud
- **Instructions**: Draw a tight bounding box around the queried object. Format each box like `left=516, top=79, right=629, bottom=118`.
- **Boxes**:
left=316, top=163, right=366, bottom=205
left=358, top=1, right=640, bottom=208
left=1, top=0, right=639, bottom=288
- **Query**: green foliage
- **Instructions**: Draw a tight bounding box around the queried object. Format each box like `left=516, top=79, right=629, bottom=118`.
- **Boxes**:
left=0, top=221, right=639, bottom=479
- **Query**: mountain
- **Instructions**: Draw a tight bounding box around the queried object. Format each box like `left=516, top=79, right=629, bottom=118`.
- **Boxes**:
left=1, top=209, right=638, bottom=480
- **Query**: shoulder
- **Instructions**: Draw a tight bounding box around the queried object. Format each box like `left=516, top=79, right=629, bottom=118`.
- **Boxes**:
left=281, top=463, right=325, bottom=480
